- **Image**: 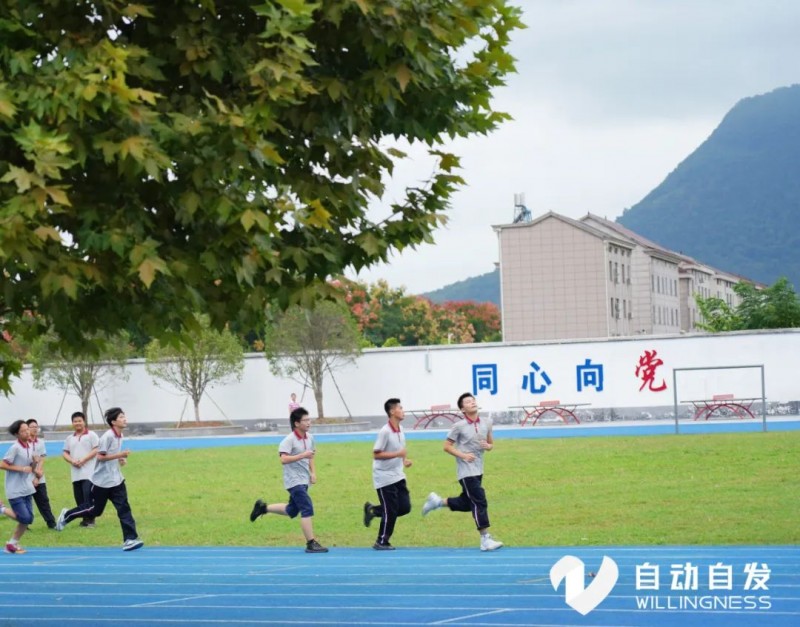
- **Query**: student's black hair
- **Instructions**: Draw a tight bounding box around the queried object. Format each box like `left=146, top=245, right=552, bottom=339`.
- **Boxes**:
left=104, top=407, right=124, bottom=426
left=290, top=407, right=309, bottom=430
left=457, top=392, right=474, bottom=410
left=384, top=398, right=401, bottom=417
left=25, top=418, right=39, bottom=427
left=8, top=419, right=26, bottom=437
left=71, top=411, right=86, bottom=421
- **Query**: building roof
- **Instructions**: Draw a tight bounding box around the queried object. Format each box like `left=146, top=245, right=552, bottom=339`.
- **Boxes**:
left=494, top=211, right=635, bottom=249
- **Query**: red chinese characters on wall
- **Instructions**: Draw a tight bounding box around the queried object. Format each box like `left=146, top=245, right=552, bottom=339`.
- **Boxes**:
left=636, top=349, right=667, bottom=392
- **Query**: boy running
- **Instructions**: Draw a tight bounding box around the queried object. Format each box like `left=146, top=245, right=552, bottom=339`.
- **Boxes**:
left=363, top=397, right=412, bottom=550
left=421, top=392, right=503, bottom=551
left=55, top=407, right=144, bottom=551
left=26, top=419, right=57, bottom=529
left=62, top=411, right=100, bottom=527
left=1, top=420, right=39, bottom=553
left=249, top=407, right=328, bottom=553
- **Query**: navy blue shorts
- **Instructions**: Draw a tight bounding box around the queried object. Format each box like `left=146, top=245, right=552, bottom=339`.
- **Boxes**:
left=10, top=495, right=34, bottom=525
left=285, top=485, right=314, bottom=519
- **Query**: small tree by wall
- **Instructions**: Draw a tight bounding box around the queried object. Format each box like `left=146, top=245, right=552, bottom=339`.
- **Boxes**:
left=696, top=277, right=800, bottom=332
left=29, top=331, right=133, bottom=420
left=264, top=301, right=362, bottom=419
left=145, top=316, right=245, bottom=423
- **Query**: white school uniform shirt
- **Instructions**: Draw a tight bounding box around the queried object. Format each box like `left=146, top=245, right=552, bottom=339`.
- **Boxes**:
left=91, top=428, right=125, bottom=489
left=2, top=440, right=36, bottom=499
left=372, top=422, right=406, bottom=489
left=446, top=416, right=493, bottom=480
left=278, top=431, right=315, bottom=489
left=63, top=430, right=100, bottom=482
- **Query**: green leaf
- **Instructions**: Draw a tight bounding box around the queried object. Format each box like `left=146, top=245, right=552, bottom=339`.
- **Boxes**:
left=122, top=4, right=155, bottom=18
left=275, top=0, right=318, bottom=16
left=137, top=257, right=168, bottom=288
left=394, top=64, right=412, bottom=92
left=240, top=209, right=257, bottom=232
left=46, top=186, right=71, bottom=206
left=33, top=226, right=61, bottom=242
left=357, top=232, right=383, bottom=257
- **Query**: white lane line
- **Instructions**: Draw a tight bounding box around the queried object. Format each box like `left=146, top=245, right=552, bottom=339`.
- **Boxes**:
left=431, top=609, right=510, bottom=625
left=132, top=595, right=215, bottom=607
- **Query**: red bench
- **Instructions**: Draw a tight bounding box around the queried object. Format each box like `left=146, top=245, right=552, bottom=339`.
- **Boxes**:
left=408, top=404, right=462, bottom=430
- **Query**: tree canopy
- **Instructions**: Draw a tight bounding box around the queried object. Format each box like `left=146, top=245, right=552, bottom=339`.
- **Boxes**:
left=29, top=330, right=133, bottom=419
left=145, top=315, right=245, bottom=422
left=0, top=0, right=522, bottom=393
left=341, top=279, right=501, bottom=346
left=264, top=300, right=362, bottom=419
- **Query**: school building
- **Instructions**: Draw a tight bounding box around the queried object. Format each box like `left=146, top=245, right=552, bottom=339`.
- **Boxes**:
left=494, top=212, right=749, bottom=342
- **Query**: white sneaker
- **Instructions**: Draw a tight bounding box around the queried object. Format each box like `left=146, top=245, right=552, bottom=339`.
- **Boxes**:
left=122, top=538, right=144, bottom=552
left=421, top=492, right=443, bottom=516
left=55, top=508, right=68, bottom=532
left=480, top=533, right=503, bottom=551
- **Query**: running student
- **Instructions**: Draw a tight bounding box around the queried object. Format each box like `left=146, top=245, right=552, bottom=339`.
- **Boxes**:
left=1, top=420, right=38, bottom=554
left=421, top=392, right=503, bottom=551
left=250, top=407, right=328, bottom=553
left=62, top=411, right=99, bottom=527
left=55, top=408, right=144, bottom=551
left=26, top=419, right=56, bottom=529
left=363, top=397, right=412, bottom=550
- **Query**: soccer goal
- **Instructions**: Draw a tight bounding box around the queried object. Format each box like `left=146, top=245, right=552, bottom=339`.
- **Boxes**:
left=671, top=364, right=767, bottom=434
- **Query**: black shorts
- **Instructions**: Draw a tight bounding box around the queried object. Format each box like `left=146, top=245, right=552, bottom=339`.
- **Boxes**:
left=285, top=485, right=314, bottom=518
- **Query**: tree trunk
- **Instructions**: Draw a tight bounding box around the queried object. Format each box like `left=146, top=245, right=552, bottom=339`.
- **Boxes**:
left=81, top=387, right=91, bottom=422
left=314, top=387, right=324, bottom=419
left=312, top=371, right=325, bottom=419
left=193, top=395, right=201, bottom=422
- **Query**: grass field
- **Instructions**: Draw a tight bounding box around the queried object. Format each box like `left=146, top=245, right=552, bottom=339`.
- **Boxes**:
left=9, top=430, right=800, bottom=549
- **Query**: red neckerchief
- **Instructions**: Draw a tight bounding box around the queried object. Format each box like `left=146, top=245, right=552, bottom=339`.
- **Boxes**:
left=293, top=429, right=308, bottom=450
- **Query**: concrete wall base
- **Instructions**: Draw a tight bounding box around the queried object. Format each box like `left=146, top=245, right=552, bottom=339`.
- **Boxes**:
left=154, top=425, right=246, bottom=438
left=277, top=421, right=370, bottom=434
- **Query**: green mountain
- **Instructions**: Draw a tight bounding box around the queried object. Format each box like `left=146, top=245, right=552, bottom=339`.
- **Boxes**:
left=421, top=269, right=500, bottom=305
left=617, top=84, right=800, bottom=288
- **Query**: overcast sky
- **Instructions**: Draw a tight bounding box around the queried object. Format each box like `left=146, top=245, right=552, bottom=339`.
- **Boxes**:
left=350, top=0, right=800, bottom=295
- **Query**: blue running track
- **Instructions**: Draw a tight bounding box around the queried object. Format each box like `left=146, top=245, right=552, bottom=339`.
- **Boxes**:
left=2, top=546, right=797, bottom=626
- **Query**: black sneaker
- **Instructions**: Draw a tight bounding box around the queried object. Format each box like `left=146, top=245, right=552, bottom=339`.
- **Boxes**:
left=250, top=499, right=267, bottom=522
left=363, top=502, right=376, bottom=528
left=372, top=541, right=395, bottom=551
left=305, top=539, right=329, bottom=553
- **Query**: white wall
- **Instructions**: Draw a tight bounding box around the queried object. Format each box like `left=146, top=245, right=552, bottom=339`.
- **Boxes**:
left=1, top=329, right=797, bottom=426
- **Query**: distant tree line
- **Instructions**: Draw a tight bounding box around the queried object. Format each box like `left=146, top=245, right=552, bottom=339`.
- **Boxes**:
left=695, top=277, right=800, bottom=332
